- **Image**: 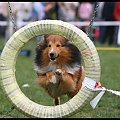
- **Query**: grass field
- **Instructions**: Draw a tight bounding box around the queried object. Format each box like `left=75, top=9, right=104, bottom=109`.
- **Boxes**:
left=0, top=36, right=120, bottom=118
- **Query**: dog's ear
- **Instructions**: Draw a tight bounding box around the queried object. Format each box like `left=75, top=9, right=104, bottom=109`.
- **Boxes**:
left=63, top=38, right=72, bottom=45
left=37, top=39, right=45, bottom=46
left=64, top=38, right=69, bottom=42
left=36, top=36, right=47, bottom=51
left=44, top=34, right=50, bottom=43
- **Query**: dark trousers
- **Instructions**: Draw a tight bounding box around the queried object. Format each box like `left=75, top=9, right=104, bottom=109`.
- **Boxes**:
left=99, top=25, right=115, bottom=45
left=0, top=14, right=7, bottom=38
left=114, top=26, right=119, bottom=45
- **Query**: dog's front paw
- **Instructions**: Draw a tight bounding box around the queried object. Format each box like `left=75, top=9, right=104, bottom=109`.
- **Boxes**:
left=55, top=69, right=62, bottom=76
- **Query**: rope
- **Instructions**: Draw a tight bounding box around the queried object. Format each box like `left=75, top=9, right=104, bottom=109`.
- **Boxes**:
left=82, top=77, right=120, bottom=109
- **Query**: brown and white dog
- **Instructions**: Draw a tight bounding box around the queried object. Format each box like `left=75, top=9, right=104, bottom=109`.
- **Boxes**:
left=34, top=34, right=85, bottom=105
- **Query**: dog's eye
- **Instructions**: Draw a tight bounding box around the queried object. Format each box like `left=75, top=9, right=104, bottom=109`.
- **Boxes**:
left=56, top=44, right=61, bottom=47
left=48, top=44, right=51, bottom=47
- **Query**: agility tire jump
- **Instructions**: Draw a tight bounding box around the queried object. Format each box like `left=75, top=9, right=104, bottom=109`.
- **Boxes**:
left=0, top=20, right=101, bottom=118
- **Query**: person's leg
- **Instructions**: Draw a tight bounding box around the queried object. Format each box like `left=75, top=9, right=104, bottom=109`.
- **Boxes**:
left=114, top=26, right=119, bottom=45
left=99, top=26, right=106, bottom=44
left=117, top=26, right=120, bottom=46
left=108, top=26, right=115, bottom=45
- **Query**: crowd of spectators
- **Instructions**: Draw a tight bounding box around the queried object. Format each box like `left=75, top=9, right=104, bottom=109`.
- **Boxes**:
left=0, top=2, right=120, bottom=46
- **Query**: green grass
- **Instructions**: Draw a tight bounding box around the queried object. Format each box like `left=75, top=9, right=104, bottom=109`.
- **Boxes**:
left=0, top=36, right=120, bottom=118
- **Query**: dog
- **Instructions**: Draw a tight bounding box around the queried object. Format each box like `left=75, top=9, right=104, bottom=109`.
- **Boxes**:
left=34, top=34, right=85, bottom=105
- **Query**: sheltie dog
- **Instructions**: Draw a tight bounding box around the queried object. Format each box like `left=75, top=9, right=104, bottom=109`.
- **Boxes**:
left=34, top=34, right=85, bottom=105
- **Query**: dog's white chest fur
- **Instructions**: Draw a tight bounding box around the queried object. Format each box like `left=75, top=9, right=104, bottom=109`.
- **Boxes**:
left=34, top=61, right=57, bottom=74
left=34, top=62, right=80, bottom=75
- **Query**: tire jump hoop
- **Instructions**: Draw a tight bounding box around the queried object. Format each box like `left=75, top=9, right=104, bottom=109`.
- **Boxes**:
left=0, top=20, right=101, bottom=118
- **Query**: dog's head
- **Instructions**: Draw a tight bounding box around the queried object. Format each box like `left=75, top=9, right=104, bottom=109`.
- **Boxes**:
left=43, top=34, right=69, bottom=61
left=36, top=34, right=81, bottom=66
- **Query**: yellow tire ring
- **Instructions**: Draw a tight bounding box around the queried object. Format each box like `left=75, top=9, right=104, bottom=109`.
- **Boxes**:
left=0, top=20, right=101, bottom=118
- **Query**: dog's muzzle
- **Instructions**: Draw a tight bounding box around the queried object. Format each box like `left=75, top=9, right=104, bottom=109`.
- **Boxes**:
left=49, top=52, right=59, bottom=61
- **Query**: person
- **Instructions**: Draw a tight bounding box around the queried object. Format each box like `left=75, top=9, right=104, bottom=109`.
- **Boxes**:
left=96, top=2, right=104, bottom=21
left=31, top=2, right=46, bottom=42
left=92, top=2, right=104, bottom=43
left=99, top=2, right=115, bottom=45
left=114, top=2, right=120, bottom=46
left=43, top=2, right=56, bottom=20
left=57, top=2, right=79, bottom=22
left=16, top=2, right=33, bottom=28
left=77, top=2, right=93, bottom=33
left=0, top=2, right=8, bottom=38
left=32, top=2, right=45, bottom=21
